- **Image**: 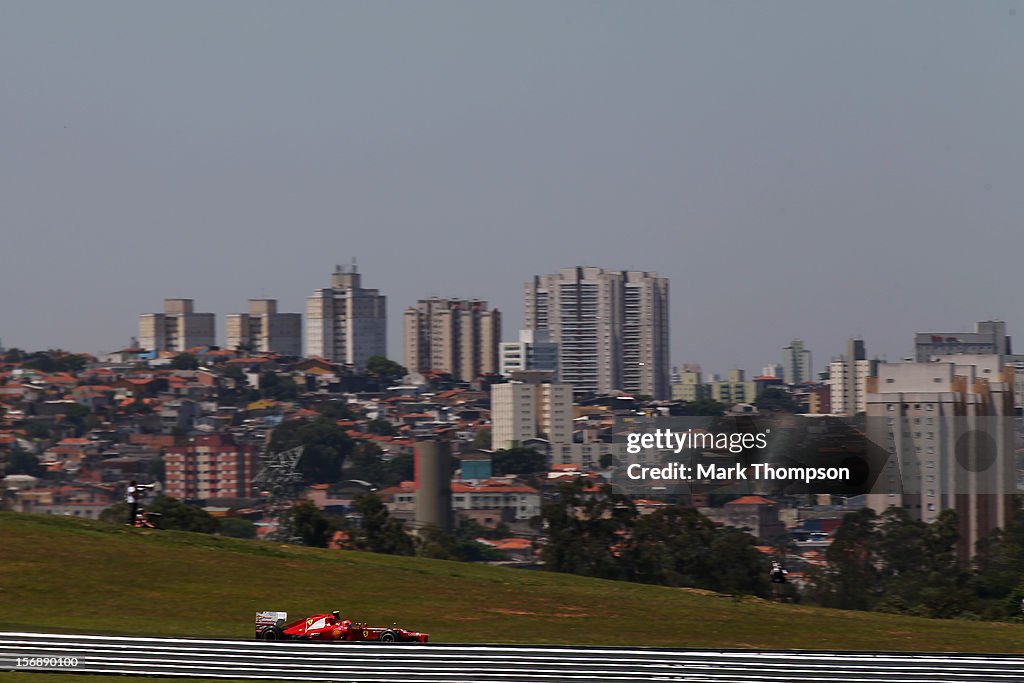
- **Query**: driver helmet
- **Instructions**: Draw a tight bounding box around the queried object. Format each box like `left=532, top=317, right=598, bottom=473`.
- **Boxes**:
left=341, top=620, right=352, bottom=629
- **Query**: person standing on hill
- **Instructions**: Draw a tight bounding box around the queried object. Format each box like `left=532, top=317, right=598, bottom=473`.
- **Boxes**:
left=126, top=480, right=139, bottom=525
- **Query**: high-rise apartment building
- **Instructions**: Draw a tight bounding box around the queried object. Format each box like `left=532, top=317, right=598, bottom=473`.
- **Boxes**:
left=782, top=339, right=813, bottom=384
left=865, top=358, right=1014, bottom=562
left=138, top=299, right=215, bottom=353
left=403, top=298, right=501, bottom=381
left=524, top=266, right=669, bottom=399
left=828, top=338, right=880, bottom=415
left=226, top=299, right=302, bottom=356
left=491, top=377, right=574, bottom=450
left=306, top=264, right=387, bottom=369
left=499, top=329, right=558, bottom=377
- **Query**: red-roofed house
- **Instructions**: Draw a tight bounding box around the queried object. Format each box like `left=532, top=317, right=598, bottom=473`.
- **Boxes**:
left=699, top=495, right=787, bottom=542
left=476, top=536, right=536, bottom=562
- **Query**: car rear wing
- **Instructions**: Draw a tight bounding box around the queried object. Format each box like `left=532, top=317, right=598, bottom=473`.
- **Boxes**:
left=255, top=611, right=287, bottom=636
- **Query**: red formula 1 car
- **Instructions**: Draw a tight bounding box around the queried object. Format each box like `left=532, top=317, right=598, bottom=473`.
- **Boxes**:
left=255, top=611, right=429, bottom=643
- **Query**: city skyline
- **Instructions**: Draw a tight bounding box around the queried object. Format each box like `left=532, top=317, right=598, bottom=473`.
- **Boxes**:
left=24, top=266, right=1024, bottom=378
left=3, top=2, right=1023, bottom=372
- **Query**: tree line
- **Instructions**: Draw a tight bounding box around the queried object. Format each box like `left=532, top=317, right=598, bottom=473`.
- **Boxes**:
left=533, top=480, right=771, bottom=597
left=807, top=502, right=1024, bottom=621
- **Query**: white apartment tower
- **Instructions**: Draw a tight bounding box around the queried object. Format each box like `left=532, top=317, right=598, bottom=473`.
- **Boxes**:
left=828, top=338, right=880, bottom=415
left=306, top=264, right=387, bottom=368
left=403, top=298, right=501, bottom=381
left=865, top=357, right=1014, bottom=562
left=491, top=378, right=574, bottom=450
left=500, top=329, right=558, bottom=377
left=226, top=299, right=302, bottom=356
left=524, top=267, right=670, bottom=399
left=138, top=299, right=216, bottom=353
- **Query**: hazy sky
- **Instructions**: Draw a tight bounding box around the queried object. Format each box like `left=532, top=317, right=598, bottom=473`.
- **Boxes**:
left=3, top=1, right=1023, bottom=375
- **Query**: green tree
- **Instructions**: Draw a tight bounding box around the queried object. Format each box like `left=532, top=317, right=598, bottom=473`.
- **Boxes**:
left=270, top=418, right=354, bottom=485
left=629, top=505, right=720, bottom=587
left=492, top=447, right=547, bottom=476
left=365, top=356, right=407, bottom=385
left=285, top=500, right=335, bottom=547
left=535, top=480, right=630, bottom=580
left=24, top=422, right=51, bottom=440
left=754, top=388, right=799, bottom=413
left=344, top=442, right=387, bottom=484
left=62, top=403, right=95, bottom=437
left=351, top=493, right=415, bottom=555
left=22, top=350, right=87, bottom=373
left=813, top=507, right=880, bottom=610
left=259, top=372, right=300, bottom=401
left=148, top=496, right=218, bottom=533
left=366, top=418, right=397, bottom=436
left=415, top=524, right=460, bottom=560
left=170, top=353, right=200, bottom=370
left=971, top=501, right=1024, bottom=618
left=6, top=451, right=45, bottom=477
left=317, top=401, right=354, bottom=420
left=471, top=429, right=492, bottom=450
left=708, top=527, right=771, bottom=596
left=100, top=502, right=131, bottom=524
left=217, top=517, right=258, bottom=539
left=382, top=452, right=415, bottom=487
left=416, top=519, right=504, bottom=562
left=222, top=365, right=247, bottom=384
left=818, top=506, right=970, bottom=618
left=342, top=443, right=415, bottom=488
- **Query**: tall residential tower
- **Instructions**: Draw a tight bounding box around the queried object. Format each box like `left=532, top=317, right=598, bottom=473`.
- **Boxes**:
left=524, top=267, right=669, bottom=399
left=782, top=339, right=813, bottom=384
left=828, top=338, right=881, bottom=415
left=306, top=264, right=387, bottom=368
left=138, top=299, right=215, bottom=353
left=226, top=299, right=302, bottom=356
left=403, top=297, right=501, bottom=381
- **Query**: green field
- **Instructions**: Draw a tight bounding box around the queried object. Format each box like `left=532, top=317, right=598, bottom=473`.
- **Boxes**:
left=3, top=511, right=1024, bottom=655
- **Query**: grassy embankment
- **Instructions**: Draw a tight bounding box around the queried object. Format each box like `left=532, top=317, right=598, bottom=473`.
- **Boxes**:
left=3, top=509, right=1024, bottom=668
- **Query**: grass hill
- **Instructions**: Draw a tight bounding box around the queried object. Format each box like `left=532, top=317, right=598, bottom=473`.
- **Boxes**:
left=4, top=510, right=1024, bottom=656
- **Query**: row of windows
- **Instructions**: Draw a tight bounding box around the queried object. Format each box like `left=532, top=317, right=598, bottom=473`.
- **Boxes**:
left=884, top=497, right=938, bottom=511
left=886, top=403, right=936, bottom=411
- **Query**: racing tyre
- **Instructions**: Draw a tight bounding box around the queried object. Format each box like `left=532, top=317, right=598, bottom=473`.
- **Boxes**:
left=379, top=631, right=398, bottom=644
left=262, top=626, right=283, bottom=641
